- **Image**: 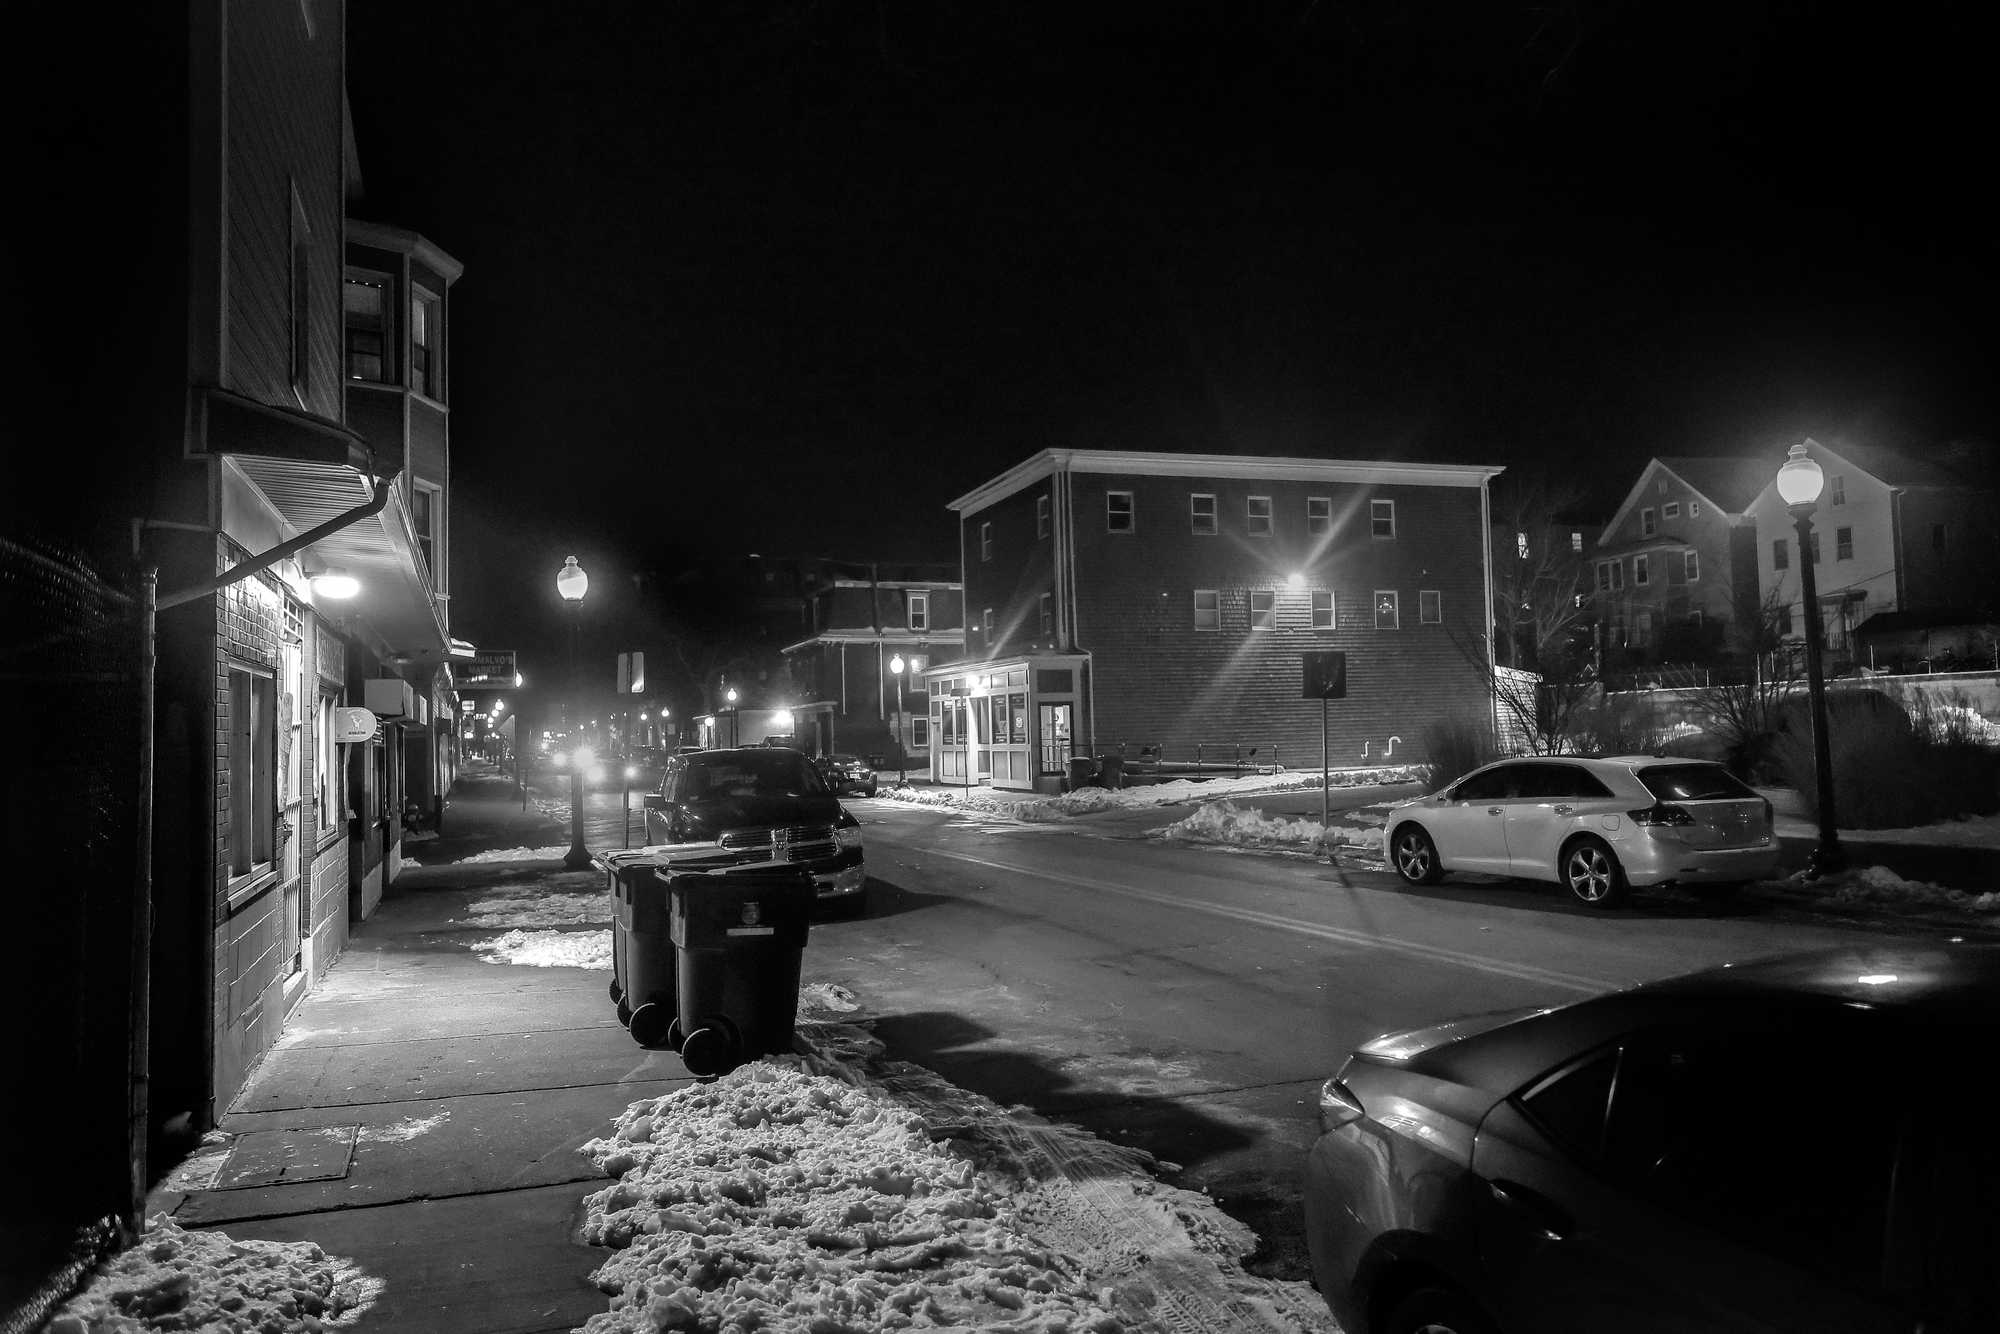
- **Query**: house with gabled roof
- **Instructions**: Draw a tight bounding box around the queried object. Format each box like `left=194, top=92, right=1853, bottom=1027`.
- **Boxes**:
left=1744, top=438, right=1999, bottom=662
left=1591, top=455, right=1773, bottom=666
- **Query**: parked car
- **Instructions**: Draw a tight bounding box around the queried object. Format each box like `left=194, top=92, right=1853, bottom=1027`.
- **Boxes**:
left=813, top=753, right=879, bottom=797
left=641, top=747, right=867, bottom=913
left=1304, top=943, right=2000, bottom=1334
left=1384, top=755, right=1778, bottom=907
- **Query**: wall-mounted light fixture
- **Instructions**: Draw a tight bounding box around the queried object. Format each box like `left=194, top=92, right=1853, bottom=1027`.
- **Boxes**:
left=309, top=565, right=360, bottom=599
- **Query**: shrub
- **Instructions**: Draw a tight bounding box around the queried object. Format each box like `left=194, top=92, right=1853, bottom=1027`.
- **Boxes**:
left=1774, top=690, right=2000, bottom=828
left=1419, top=715, right=1498, bottom=794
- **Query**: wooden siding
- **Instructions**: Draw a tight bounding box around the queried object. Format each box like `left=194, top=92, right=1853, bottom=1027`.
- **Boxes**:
left=222, top=0, right=343, bottom=417
left=1066, top=473, right=1489, bottom=764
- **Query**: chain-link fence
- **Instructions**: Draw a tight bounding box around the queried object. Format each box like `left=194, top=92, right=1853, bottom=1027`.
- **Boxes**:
left=0, top=536, right=142, bottom=1331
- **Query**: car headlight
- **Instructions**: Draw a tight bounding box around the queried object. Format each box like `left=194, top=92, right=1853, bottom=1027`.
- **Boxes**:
left=836, top=826, right=864, bottom=851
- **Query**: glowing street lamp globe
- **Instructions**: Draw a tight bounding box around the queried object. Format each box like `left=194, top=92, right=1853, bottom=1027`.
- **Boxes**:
left=557, top=555, right=589, bottom=602
left=1775, top=443, right=1825, bottom=509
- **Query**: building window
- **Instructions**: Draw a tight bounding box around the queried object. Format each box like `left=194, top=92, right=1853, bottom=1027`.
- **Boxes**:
left=1310, top=590, right=1334, bottom=629
left=1106, top=491, right=1134, bottom=533
left=1420, top=589, right=1441, bottom=624
left=1193, top=589, right=1220, bottom=630
left=1307, top=496, right=1332, bottom=533
left=1039, top=592, right=1053, bottom=635
left=228, top=666, right=276, bottom=878
left=1773, top=538, right=1789, bottom=570
left=289, top=184, right=312, bottom=403
left=1685, top=550, right=1700, bottom=581
left=1835, top=527, right=1853, bottom=560
left=1247, top=496, right=1273, bottom=536
left=1036, top=494, right=1050, bottom=539
left=1634, top=554, right=1650, bottom=586
left=1190, top=493, right=1218, bottom=535
left=316, top=693, right=341, bottom=834
left=1640, top=507, right=1656, bottom=537
left=1778, top=604, right=1794, bottom=636
left=343, top=273, right=391, bottom=382
left=982, top=607, right=995, bottom=640
left=1250, top=589, right=1275, bottom=629
left=1374, top=591, right=1399, bottom=630
left=911, top=716, right=930, bottom=749
left=1516, top=531, right=1530, bottom=559
left=1596, top=563, right=1612, bottom=592
left=980, top=521, right=993, bottom=561
left=908, top=592, right=929, bottom=632
left=412, top=481, right=439, bottom=578
left=411, top=286, right=440, bottom=399
left=1831, top=474, right=1846, bottom=505
left=1569, top=530, right=1584, bottom=553
left=1370, top=499, right=1396, bottom=539
left=1662, top=501, right=1680, bottom=520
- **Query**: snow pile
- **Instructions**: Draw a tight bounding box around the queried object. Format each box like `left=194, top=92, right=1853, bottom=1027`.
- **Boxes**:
left=471, top=928, right=613, bottom=970
left=458, top=887, right=610, bottom=927
left=798, top=981, right=861, bottom=1015
left=1798, top=865, right=2000, bottom=915
left=449, top=843, right=570, bottom=864
left=45, top=1216, right=380, bottom=1334
left=1153, top=800, right=1327, bottom=851
left=1922, top=703, right=2000, bottom=746
left=884, top=767, right=1420, bottom=819
left=575, top=1063, right=1140, bottom=1333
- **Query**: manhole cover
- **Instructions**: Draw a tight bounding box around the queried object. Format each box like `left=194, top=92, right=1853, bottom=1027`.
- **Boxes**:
left=212, top=1126, right=357, bottom=1189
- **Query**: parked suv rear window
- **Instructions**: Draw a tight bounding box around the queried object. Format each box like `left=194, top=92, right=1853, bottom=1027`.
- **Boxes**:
left=1636, top=764, right=1756, bottom=802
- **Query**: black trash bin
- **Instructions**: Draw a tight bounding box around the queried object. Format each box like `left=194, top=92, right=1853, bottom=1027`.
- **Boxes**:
left=1066, top=756, right=1099, bottom=791
left=667, top=866, right=815, bottom=1077
left=600, top=845, right=739, bottom=1047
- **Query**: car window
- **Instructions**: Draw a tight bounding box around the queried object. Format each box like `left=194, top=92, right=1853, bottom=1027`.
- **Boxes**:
left=692, top=751, right=828, bottom=798
left=1519, top=1047, right=1618, bottom=1159
left=1598, top=1025, right=1896, bottom=1292
left=1637, top=764, right=1756, bottom=802
left=1454, top=766, right=1515, bottom=801
left=1515, top=763, right=1610, bottom=800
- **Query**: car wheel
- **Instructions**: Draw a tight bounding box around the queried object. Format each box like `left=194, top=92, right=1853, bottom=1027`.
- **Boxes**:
left=1562, top=836, right=1629, bottom=908
left=863, top=782, right=877, bottom=798
left=1390, top=824, right=1446, bottom=885
left=1380, top=1284, right=1497, bottom=1334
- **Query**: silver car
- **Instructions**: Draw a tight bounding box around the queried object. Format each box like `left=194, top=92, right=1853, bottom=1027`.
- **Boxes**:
left=1385, top=755, right=1778, bottom=907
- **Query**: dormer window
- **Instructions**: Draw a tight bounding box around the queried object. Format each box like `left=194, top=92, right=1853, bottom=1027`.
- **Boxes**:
left=343, top=273, right=392, bottom=383
left=411, top=286, right=441, bottom=399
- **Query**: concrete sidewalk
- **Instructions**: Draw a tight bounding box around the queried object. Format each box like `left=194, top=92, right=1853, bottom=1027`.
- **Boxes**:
left=147, top=764, right=691, bottom=1334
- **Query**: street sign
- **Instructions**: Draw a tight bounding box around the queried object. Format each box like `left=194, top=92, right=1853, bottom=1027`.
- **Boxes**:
left=462, top=649, right=518, bottom=688
left=1301, top=650, right=1347, bottom=699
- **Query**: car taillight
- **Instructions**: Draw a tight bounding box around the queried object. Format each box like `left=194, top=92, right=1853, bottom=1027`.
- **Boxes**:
left=1628, top=803, right=1695, bottom=826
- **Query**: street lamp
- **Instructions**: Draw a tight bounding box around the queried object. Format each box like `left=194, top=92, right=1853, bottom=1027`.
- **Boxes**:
left=557, top=555, right=592, bottom=870
left=889, top=653, right=907, bottom=785
left=1774, top=443, right=1845, bottom=877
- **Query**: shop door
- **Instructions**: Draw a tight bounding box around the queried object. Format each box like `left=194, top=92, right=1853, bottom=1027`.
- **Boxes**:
left=1038, top=703, right=1072, bottom=774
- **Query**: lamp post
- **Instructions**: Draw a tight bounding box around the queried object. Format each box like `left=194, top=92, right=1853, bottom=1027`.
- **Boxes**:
left=1774, top=444, right=1846, bottom=877
left=557, top=555, right=592, bottom=870
left=889, top=653, right=907, bottom=786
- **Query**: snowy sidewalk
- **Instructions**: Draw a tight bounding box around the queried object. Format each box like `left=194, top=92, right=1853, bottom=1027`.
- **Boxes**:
left=61, top=766, right=1337, bottom=1334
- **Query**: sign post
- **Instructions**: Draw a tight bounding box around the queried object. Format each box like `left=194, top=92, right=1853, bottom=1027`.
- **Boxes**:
left=1301, top=651, right=1348, bottom=827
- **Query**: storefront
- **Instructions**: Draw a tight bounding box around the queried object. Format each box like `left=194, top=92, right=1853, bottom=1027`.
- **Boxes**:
left=924, top=653, right=1090, bottom=793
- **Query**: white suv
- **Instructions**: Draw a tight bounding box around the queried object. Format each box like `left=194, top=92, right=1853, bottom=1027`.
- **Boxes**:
left=1384, top=755, right=1779, bottom=907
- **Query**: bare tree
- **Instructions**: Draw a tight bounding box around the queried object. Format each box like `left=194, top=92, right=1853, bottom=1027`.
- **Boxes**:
left=1675, top=585, right=1804, bottom=776
left=1488, top=472, right=1595, bottom=671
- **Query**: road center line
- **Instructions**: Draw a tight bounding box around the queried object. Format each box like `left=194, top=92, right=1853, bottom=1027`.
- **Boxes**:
left=923, top=847, right=1618, bottom=994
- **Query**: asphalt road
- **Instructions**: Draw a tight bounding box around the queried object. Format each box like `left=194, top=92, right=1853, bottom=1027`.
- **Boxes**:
left=799, top=794, right=1907, bottom=1283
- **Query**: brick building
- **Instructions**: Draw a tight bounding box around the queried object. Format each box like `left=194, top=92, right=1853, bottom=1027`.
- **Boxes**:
left=933, top=450, right=1503, bottom=791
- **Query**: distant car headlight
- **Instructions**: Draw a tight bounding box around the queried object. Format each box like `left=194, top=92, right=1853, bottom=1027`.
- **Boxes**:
left=625, top=765, right=641, bottom=780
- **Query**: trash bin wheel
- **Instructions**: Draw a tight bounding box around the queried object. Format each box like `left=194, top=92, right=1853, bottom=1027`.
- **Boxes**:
left=679, top=1021, right=740, bottom=1078
left=628, top=1001, right=674, bottom=1049
left=616, top=997, right=633, bottom=1028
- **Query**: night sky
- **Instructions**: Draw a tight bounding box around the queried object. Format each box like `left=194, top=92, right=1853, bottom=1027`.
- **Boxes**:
left=343, top=2, right=1995, bottom=678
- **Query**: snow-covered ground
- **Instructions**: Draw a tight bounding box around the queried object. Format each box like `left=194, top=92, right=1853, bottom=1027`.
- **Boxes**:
left=883, top=766, right=1420, bottom=821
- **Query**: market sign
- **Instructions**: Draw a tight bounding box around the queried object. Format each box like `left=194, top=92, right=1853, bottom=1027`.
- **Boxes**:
left=462, top=649, right=518, bottom=689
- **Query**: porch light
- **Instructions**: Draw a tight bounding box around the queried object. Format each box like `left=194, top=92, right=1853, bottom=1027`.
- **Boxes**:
left=310, top=565, right=360, bottom=599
